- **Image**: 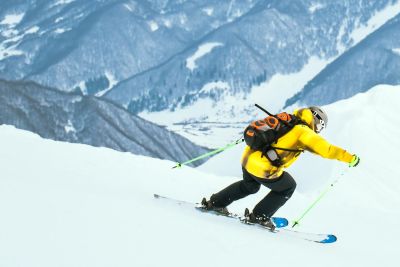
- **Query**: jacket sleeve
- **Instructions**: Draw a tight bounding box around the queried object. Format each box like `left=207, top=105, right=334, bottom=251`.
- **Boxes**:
left=297, top=126, right=353, bottom=163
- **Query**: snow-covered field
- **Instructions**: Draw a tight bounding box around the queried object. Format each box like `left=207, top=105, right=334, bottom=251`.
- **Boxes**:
left=1, top=84, right=399, bottom=266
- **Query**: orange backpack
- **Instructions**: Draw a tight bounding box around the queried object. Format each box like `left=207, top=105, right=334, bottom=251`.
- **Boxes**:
left=243, top=112, right=303, bottom=166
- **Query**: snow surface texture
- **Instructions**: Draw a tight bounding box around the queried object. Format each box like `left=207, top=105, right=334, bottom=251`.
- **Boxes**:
left=1, top=84, right=399, bottom=266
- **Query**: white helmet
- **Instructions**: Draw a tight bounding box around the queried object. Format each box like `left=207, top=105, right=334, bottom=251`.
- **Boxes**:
left=309, top=106, right=328, bottom=133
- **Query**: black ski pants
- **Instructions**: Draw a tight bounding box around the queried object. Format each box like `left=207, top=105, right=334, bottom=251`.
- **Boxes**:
left=210, top=167, right=296, bottom=218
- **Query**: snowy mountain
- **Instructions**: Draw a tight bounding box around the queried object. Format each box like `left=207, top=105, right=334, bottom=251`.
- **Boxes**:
left=1, top=84, right=399, bottom=267
left=106, top=0, right=400, bottom=113
left=138, top=1, right=400, bottom=148
left=0, top=0, right=398, bottom=108
left=2, top=0, right=400, bottom=149
left=0, top=79, right=209, bottom=165
left=0, top=0, right=258, bottom=93
left=285, top=12, right=400, bottom=107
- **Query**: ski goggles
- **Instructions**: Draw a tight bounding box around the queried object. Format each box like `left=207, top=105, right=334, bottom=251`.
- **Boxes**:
left=312, top=110, right=326, bottom=133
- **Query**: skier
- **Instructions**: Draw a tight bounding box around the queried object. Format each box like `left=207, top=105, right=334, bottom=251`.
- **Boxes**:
left=201, top=106, right=360, bottom=230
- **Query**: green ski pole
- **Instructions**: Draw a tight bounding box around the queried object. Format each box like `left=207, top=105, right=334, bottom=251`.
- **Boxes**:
left=172, top=138, right=244, bottom=169
left=292, top=169, right=348, bottom=228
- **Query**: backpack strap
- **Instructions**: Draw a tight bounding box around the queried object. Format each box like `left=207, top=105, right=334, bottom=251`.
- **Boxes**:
left=253, top=104, right=306, bottom=166
left=260, top=115, right=305, bottom=166
left=255, top=104, right=293, bottom=128
left=261, top=146, right=304, bottom=167
left=272, top=146, right=304, bottom=153
left=271, top=116, right=305, bottom=155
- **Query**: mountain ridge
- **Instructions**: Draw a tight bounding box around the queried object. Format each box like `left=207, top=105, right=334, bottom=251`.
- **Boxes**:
left=0, top=78, right=210, bottom=165
left=285, top=12, right=400, bottom=107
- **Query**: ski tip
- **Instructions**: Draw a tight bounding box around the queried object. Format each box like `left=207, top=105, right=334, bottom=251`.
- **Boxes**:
left=317, top=234, right=337, bottom=244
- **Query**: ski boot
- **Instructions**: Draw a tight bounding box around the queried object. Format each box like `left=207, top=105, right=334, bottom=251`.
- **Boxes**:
left=200, top=197, right=230, bottom=216
left=244, top=208, right=276, bottom=231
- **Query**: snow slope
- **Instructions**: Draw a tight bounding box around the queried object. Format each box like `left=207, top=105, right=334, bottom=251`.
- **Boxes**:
left=1, top=84, right=400, bottom=266
left=199, top=84, right=400, bottom=194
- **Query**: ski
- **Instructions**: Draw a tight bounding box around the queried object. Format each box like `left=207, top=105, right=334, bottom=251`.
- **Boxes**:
left=194, top=205, right=289, bottom=228
left=154, top=193, right=287, bottom=227
left=153, top=194, right=337, bottom=244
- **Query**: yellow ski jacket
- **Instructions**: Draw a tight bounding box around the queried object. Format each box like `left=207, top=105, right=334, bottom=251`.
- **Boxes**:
left=241, top=108, right=354, bottom=179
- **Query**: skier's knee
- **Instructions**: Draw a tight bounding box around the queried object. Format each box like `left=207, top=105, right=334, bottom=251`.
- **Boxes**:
left=283, top=180, right=296, bottom=198
left=241, top=182, right=260, bottom=194
left=290, top=179, right=297, bottom=192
